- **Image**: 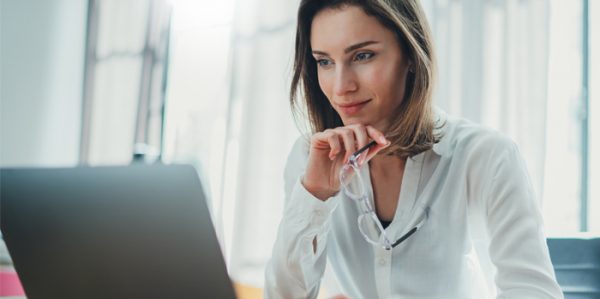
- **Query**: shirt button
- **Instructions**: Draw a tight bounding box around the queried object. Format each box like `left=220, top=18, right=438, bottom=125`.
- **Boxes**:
left=378, top=258, right=386, bottom=266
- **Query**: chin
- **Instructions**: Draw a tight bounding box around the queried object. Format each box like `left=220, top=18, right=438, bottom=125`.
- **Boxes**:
left=341, top=117, right=372, bottom=127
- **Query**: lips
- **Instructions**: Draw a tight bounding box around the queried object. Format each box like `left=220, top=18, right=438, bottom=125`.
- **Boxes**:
left=337, top=99, right=371, bottom=115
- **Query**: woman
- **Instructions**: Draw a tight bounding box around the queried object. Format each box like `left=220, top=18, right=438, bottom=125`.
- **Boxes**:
left=265, top=0, right=562, bottom=298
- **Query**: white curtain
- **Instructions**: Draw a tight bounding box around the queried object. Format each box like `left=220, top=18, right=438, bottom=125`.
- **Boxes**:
left=423, top=0, right=550, bottom=200
left=158, top=0, right=299, bottom=288
left=218, top=0, right=301, bottom=287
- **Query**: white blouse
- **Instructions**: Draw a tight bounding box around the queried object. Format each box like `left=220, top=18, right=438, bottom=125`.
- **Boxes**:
left=265, top=109, right=563, bottom=299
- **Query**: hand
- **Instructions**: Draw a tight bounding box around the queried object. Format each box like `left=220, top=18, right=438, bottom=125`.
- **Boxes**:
left=302, top=124, right=390, bottom=200
left=329, top=295, right=352, bottom=299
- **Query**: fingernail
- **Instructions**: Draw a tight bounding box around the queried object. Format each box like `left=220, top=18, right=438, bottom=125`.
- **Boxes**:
left=379, top=136, right=387, bottom=143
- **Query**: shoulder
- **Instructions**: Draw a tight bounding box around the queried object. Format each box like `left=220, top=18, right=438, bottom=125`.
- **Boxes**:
left=441, top=114, right=517, bottom=162
left=438, top=115, right=531, bottom=207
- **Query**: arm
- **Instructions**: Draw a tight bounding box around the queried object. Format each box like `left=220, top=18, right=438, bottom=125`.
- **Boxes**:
left=265, top=126, right=389, bottom=299
left=484, top=140, right=563, bottom=298
left=264, top=137, right=339, bottom=299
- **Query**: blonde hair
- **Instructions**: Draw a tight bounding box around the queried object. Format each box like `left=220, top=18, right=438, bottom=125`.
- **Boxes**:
left=290, top=0, right=441, bottom=158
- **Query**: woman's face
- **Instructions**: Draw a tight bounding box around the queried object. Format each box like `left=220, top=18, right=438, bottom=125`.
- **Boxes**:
left=310, top=5, right=411, bottom=132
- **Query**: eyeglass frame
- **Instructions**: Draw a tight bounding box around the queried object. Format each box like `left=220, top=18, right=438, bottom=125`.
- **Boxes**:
left=339, top=140, right=429, bottom=250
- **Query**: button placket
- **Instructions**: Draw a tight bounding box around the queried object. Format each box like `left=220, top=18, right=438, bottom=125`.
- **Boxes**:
left=374, top=247, right=392, bottom=298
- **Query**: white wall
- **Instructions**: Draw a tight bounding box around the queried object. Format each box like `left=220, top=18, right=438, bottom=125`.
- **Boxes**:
left=0, top=0, right=87, bottom=167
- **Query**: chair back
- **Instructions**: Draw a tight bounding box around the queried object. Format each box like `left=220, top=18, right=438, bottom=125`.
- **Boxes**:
left=547, top=236, right=600, bottom=299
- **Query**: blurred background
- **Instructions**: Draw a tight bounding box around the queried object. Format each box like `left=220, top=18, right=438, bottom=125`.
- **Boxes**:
left=0, top=0, right=598, bottom=295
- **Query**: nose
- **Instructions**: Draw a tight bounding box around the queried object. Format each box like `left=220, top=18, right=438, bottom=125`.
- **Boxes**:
left=333, top=65, right=358, bottom=96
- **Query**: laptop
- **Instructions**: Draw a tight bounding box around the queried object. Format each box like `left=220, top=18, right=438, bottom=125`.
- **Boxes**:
left=0, top=164, right=237, bottom=299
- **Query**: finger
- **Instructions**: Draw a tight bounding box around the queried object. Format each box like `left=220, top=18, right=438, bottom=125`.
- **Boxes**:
left=350, top=124, right=369, bottom=165
left=353, top=140, right=376, bottom=166
left=359, top=148, right=369, bottom=166
left=349, top=124, right=369, bottom=149
left=365, top=127, right=390, bottom=160
left=363, top=141, right=391, bottom=162
left=361, top=125, right=390, bottom=163
left=327, top=133, right=342, bottom=160
left=311, top=129, right=335, bottom=150
left=335, top=127, right=356, bottom=163
left=365, top=125, right=388, bottom=145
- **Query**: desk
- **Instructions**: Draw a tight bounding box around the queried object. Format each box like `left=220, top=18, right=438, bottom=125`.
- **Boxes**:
left=0, top=270, right=262, bottom=299
left=234, top=283, right=263, bottom=299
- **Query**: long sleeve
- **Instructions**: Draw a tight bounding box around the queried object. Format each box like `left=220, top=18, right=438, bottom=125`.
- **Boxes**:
left=484, top=139, right=563, bottom=298
left=264, top=137, right=339, bottom=299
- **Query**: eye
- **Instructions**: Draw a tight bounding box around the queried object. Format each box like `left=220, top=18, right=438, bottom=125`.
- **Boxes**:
left=354, top=52, right=375, bottom=62
left=316, top=58, right=333, bottom=68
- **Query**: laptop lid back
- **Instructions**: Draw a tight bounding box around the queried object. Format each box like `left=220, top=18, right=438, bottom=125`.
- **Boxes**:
left=1, top=164, right=236, bottom=299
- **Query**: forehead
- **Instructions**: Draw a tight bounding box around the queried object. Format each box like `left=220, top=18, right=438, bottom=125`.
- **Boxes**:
left=310, top=5, right=393, bottom=51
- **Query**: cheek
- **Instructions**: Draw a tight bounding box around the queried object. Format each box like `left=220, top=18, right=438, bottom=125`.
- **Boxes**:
left=317, top=70, right=333, bottom=98
left=363, top=62, right=404, bottom=101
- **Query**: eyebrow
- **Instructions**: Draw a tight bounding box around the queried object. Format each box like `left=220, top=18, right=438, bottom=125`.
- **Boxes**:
left=312, top=40, right=380, bottom=56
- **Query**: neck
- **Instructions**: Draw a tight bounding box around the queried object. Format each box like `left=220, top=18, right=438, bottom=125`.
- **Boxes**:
left=369, top=154, right=406, bottom=172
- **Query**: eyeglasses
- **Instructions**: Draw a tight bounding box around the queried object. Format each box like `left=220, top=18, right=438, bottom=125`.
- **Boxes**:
left=339, top=140, right=429, bottom=250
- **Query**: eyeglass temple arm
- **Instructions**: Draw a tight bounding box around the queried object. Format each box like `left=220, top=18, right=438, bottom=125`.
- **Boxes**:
left=391, top=227, right=418, bottom=248
left=350, top=140, right=378, bottom=162
left=391, top=207, right=430, bottom=248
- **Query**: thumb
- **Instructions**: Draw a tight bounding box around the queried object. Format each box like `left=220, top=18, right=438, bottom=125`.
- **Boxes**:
left=363, top=140, right=391, bottom=163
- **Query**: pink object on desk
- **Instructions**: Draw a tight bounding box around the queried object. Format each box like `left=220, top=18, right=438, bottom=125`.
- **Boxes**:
left=0, top=270, right=25, bottom=296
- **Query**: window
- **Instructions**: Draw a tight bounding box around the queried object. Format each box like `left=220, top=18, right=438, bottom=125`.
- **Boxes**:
left=543, top=0, right=598, bottom=234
